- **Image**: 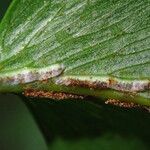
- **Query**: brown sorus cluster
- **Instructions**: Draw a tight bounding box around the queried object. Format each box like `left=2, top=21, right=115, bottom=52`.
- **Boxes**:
left=63, top=79, right=108, bottom=89
left=105, top=99, right=140, bottom=108
left=23, top=89, right=85, bottom=100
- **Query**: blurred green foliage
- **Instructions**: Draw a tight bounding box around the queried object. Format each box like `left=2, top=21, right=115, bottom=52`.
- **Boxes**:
left=0, top=94, right=47, bottom=150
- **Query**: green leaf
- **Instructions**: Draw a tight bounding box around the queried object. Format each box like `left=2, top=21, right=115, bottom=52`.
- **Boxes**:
left=1, top=1, right=150, bottom=150
left=0, top=0, right=150, bottom=106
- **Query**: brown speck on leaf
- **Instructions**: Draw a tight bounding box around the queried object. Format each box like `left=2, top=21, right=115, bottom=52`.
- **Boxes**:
left=105, top=99, right=140, bottom=108
left=23, top=89, right=85, bottom=100
left=108, top=78, right=117, bottom=86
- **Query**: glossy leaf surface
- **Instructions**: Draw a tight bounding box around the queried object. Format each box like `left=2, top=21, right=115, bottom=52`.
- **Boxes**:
left=0, top=0, right=149, bottom=104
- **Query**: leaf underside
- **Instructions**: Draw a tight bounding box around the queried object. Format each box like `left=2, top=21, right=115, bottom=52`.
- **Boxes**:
left=0, top=0, right=149, bottom=105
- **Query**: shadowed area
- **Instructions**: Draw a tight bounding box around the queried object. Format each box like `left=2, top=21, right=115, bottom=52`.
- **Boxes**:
left=0, top=0, right=12, bottom=20
left=22, top=96, right=150, bottom=150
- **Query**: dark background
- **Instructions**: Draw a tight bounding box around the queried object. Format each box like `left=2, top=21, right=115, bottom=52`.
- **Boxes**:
left=0, top=0, right=12, bottom=20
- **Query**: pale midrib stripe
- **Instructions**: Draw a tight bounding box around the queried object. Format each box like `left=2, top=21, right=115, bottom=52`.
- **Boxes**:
left=56, top=75, right=150, bottom=92
left=0, top=64, right=64, bottom=85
